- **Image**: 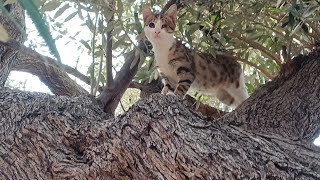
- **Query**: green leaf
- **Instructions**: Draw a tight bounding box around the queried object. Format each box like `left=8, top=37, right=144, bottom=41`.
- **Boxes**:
left=64, top=11, right=77, bottom=22
left=77, top=5, right=84, bottom=20
left=138, top=50, right=146, bottom=68
left=116, top=0, right=123, bottom=19
left=301, top=23, right=309, bottom=33
left=80, top=40, right=91, bottom=50
left=188, top=24, right=199, bottom=35
left=85, top=15, right=94, bottom=31
left=245, top=83, right=255, bottom=94
left=302, top=5, right=319, bottom=18
left=276, top=0, right=283, bottom=8
left=18, top=0, right=62, bottom=65
left=288, top=12, right=295, bottom=27
left=54, top=3, right=70, bottom=19
left=41, top=1, right=61, bottom=12
left=112, top=35, right=125, bottom=50
left=130, top=49, right=140, bottom=69
left=104, top=9, right=114, bottom=22
left=104, top=22, right=114, bottom=33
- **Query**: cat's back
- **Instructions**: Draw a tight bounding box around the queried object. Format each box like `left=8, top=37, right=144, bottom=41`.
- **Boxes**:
left=190, top=52, right=242, bottom=95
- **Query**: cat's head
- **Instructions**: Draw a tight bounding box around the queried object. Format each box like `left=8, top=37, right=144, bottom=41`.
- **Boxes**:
left=142, top=4, right=177, bottom=45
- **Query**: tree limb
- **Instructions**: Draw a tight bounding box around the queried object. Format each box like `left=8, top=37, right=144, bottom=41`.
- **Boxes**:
left=129, top=80, right=225, bottom=119
left=1, top=40, right=89, bottom=96
left=97, top=43, right=147, bottom=114
left=106, top=9, right=114, bottom=87
left=0, top=71, right=319, bottom=178
left=61, top=64, right=90, bottom=84
left=222, top=47, right=320, bottom=142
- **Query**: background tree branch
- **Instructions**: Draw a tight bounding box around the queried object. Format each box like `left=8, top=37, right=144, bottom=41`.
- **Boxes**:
left=1, top=40, right=89, bottom=96
left=223, top=53, right=275, bottom=80
left=97, top=43, right=147, bottom=114
left=223, top=30, right=282, bottom=66
left=106, top=7, right=114, bottom=87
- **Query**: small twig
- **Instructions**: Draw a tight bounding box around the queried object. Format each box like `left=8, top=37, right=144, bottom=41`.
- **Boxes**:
left=93, top=51, right=104, bottom=96
left=287, top=35, right=293, bottom=61
left=90, top=8, right=100, bottom=94
left=119, top=100, right=126, bottom=112
left=223, top=30, right=282, bottom=66
left=161, top=0, right=183, bottom=13
left=118, top=18, right=139, bottom=49
left=106, top=13, right=114, bottom=87
left=61, top=64, right=90, bottom=84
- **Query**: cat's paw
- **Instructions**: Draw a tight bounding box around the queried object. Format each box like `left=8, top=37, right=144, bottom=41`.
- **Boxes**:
left=167, top=91, right=176, bottom=96
left=161, top=87, right=169, bottom=95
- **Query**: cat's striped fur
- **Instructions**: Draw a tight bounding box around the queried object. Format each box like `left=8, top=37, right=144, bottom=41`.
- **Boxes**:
left=142, top=4, right=249, bottom=108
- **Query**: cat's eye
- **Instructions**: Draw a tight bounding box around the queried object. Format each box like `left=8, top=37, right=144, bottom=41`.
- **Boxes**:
left=148, top=23, right=155, bottom=28
left=161, top=24, right=167, bottom=29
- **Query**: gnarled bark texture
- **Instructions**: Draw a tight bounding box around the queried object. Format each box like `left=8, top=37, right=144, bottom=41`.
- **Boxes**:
left=0, top=3, right=25, bottom=86
left=0, top=4, right=87, bottom=96
left=0, top=49, right=319, bottom=179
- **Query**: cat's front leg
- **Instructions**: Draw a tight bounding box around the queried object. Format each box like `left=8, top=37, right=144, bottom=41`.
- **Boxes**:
left=161, top=78, right=175, bottom=95
left=174, top=66, right=195, bottom=96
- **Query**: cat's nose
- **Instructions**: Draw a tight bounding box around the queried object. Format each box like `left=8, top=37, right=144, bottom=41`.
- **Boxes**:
left=155, top=30, right=160, bottom=34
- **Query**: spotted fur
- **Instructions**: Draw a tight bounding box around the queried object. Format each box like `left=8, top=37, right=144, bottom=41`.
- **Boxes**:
left=142, top=4, right=249, bottom=108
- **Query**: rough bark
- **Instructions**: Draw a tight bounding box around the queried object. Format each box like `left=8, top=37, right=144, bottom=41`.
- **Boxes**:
left=0, top=3, right=25, bottom=86
left=0, top=50, right=319, bottom=179
left=223, top=48, right=320, bottom=143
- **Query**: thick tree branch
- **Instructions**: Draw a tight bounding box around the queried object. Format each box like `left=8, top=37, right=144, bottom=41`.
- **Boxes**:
left=61, top=64, right=90, bottom=85
left=129, top=80, right=224, bottom=119
left=223, top=47, right=320, bottom=142
left=0, top=3, right=25, bottom=87
left=2, top=40, right=89, bottom=96
left=0, top=81, right=319, bottom=178
left=97, top=43, right=147, bottom=114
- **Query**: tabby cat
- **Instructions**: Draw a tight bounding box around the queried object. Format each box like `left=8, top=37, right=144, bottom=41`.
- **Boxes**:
left=142, top=4, right=249, bottom=108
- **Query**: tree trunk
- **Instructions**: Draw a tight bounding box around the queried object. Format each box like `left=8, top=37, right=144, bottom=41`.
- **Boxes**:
left=0, top=49, right=319, bottom=179
left=0, top=3, right=25, bottom=86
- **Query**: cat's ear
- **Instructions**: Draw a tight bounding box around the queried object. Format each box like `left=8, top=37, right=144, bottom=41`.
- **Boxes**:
left=142, top=5, right=153, bottom=23
left=164, top=4, right=177, bottom=24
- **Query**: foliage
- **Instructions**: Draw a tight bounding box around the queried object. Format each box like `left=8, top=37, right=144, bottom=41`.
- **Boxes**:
left=6, top=0, right=320, bottom=109
left=18, top=0, right=62, bottom=64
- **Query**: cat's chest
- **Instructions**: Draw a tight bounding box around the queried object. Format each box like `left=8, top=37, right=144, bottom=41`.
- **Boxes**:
left=154, top=51, right=178, bottom=82
left=155, top=48, right=178, bottom=78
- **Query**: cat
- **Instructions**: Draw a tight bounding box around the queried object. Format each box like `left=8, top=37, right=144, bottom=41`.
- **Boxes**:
left=142, top=4, right=249, bottom=109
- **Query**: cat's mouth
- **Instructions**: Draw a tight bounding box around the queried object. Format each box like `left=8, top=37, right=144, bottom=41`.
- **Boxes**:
left=154, top=35, right=161, bottom=39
